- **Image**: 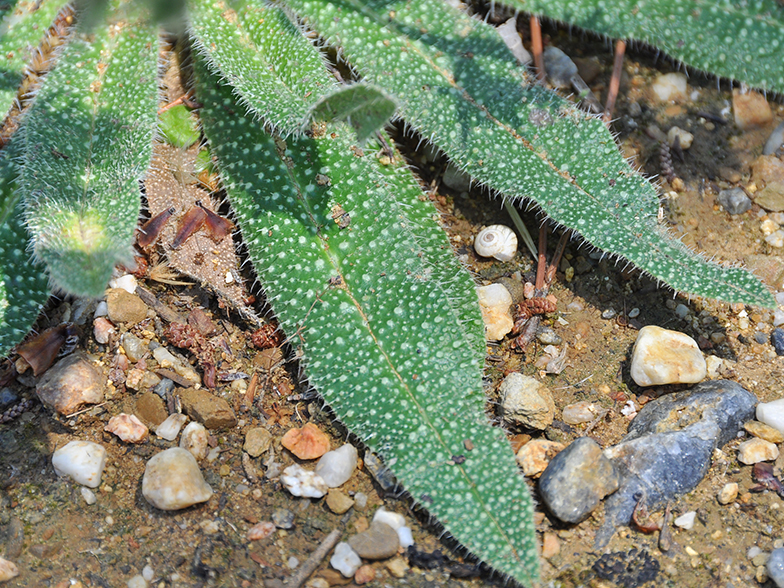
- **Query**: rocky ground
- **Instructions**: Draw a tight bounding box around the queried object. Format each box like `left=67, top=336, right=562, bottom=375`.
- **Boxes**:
left=3, top=9, right=784, bottom=588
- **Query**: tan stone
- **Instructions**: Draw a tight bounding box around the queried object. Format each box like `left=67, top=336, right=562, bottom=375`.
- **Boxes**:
left=737, top=437, right=779, bottom=464
left=752, top=155, right=784, bottom=185
left=515, top=439, right=565, bottom=477
left=36, top=352, right=105, bottom=415
left=718, top=482, right=738, bottom=505
left=106, top=288, right=148, bottom=325
left=326, top=489, right=355, bottom=515
left=385, top=557, right=409, bottom=579
left=180, top=387, right=237, bottom=429
left=243, top=427, right=273, bottom=457
left=744, top=420, right=784, bottom=444
left=477, top=284, right=514, bottom=341
left=354, top=565, right=375, bottom=585
left=733, top=89, right=773, bottom=129
left=541, top=532, right=560, bottom=559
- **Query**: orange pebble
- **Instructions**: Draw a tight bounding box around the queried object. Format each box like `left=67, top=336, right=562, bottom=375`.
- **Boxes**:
left=281, top=422, right=330, bottom=460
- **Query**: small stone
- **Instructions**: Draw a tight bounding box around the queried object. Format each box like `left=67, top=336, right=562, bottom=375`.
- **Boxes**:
left=135, top=391, right=168, bottom=427
left=247, top=521, right=275, bottom=541
left=106, top=289, right=148, bottom=325
left=538, top=437, right=619, bottom=523
left=385, top=557, right=409, bottom=579
left=757, top=398, right=784, bottom=433
left=127, top=575, right=147, bottom=588
left=667, top=126, right=693, bottom=150
left=476, top=283, right=514, bottom=341
left=630, top=325, right=707, bottom=386
left=705, top=355, right=723, bottom=378
left=330, top=542, right=362, bottom=578
left=717, top=188, right=752, bottom=215
left=121, top=333, right=148, bottom=363
left=718, top=482, right=739, bottom=505
left=561, top=401, right=598, bottom=425
left=180, top=421, right=209, bottom=460
left=109, top=273, right=137, bottom=293
left=674, top=511, right=696, bottom=530
left=180, top=387, right=237, bottom=430
left=315, top=444, right=358, bottom=488
left=348, top=521, right=400, bottom=560
left=500, top=373, right=555, bottom=430
left=244, top=427, right=273, bottom=457
left=354, top=565, right=375, bottom=585
left=515, top=439, right=564, bottom=477
left=105, top=413, right=148, bottom=443
left=280, top=464, right=328, bottom=498
left=155, top=413, right=188, bottom=441
left=766, top=229, right=784, bottom=248
left=536, top=326, right=562, bottom=345
left=326, top=489, right=355, bottom=514
left=272, top=508, right=295, bottom=529
left=737, top=438, right=779, bottom=464
left=674, top=303, right=690, bottom=319
left=744, top=420, right=784, bottom=444
left=541, top=532, right=560, bottom=559
left=142, top=447, right=213, bottom=510
left=81, top=486, right=97, bottom=505
left=0, top=557, right=19, bottom=582
left=372, top=507, right=414, bottom=548
left=733, top=89, right=773, bottom=129
left=772, top=328, right=784, bottom=355
left=36, top=352, right=105, bottom=415
left=767, top=548, right=784, bottom=588
left=52, top=440, right=107, bottom=488
left=93, top=317, right=115, bottom=344
left=651, top=72, right=687, bottom=102
left=601, top=308, right=617, bottom=320
left=281, top=423, right=330, bottom=460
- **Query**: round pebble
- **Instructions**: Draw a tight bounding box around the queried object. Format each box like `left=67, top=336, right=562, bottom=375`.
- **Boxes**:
left=767, top=547, right=784, bottom=588
left=718, top=482, right=739, bottom=505
left=717, top=188, right=752, bottom=215
left=272, top=509, right=295, bottom=529
left=142, top=448, right=213, bottom=510
left=772, top=328, right=784, bottom=356
left=315, top=444, right=358, bottom=488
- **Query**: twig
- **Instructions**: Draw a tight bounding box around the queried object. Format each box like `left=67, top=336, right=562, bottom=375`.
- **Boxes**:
left=135, top=284, right=186, bottom=324
left=530, top=16, right=545, bottom=83
left=535, top=225, right=547, bottom=291
left=603, top=40, right=626, bottom=124
left=283, top=513, right=352, bottom=588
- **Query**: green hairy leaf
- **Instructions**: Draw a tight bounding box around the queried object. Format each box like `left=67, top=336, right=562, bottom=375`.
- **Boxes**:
left=504, top=0, right=784, bottom=94
left=194, top=57, right=539, bottom=585
left=19, top=1, right=158, bottom=297
left=158, top=104, right=200, bottom=149
left=286, top=0, right=774, bottom=308
left=0, top=0, right=71, bottom=119
left=188, top=0, right=337, bottom=135
left=0, top=143, right=50, bottom=358
left=309, top=82, right=399, bottom=141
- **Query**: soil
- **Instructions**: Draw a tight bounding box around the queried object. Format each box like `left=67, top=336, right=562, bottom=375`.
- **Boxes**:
left=2, top=9, right=784, bottom=588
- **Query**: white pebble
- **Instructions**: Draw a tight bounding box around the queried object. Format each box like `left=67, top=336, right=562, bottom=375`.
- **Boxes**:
left=280, top=464, right=328, bottom=498
left=142, top=565, right=154, bottom=582
left=374, top=507, right=416, bottom=548
left=0, top=557, right=19, bottom=582
left=674, top=511, right=696, bottom=530
left=496, top=18, right=531, bottom=65
left=180, top=421, right=209, bottom=460
left=127, top=575, right=147, bottom=588
left=105, top=413, right=148, bottom=444
left=667, top=126, right=693, bottom=150
left=152, top=347, right=179, bottom=369
left=774, top=309, right=784, bottom=327
left=476, top=283, right=514, bottom=341
left=396, top=526, right=415, bottom=548
left=81, top=486, right=97, bottom=505
left=315, top=444, right=358, bottom=488
left=354, top=492, right=368, bottom=509
left=52, top=440, right=107, bottom=488
left=287, top=556, right=299, bottom=569
left=737, top=438, right=779, bottom=464
left=142, top=448, right=213, bottom=510
left=757, top=399, right=784, bottom=433
left=94, top=300, right=109, bottom=318
left=330, top=542, right=362, bottom=577
left=561, top=401, right=598, bottom=425
left=109, top=274, right=138, bottom=294
left=762, top=219, right=779, bottom=236
left=674, top=303, right=690, bottom=319
left=630, top=326, right=706, bottom=386
left=155, top=413, right=188, bottom=441
left=628, top=307, right=640, bottom=319
left=766, top=230, right=784, bottom=248
left=651, top=72, right=687, bottom=102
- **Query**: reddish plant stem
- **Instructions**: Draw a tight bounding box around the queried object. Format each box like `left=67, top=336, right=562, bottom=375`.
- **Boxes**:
left=530, top=16, right=545, bottom=83
left=603, top=40, right=626, bottom=124
left=535, top=224, right=547, bottom=291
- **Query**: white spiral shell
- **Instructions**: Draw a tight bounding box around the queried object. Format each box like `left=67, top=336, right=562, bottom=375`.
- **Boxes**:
left=474, top=225, right=517, bottom=262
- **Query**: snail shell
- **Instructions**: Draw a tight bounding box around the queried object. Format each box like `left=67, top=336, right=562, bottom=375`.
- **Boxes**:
left=474, top=225, right=517, bottom=262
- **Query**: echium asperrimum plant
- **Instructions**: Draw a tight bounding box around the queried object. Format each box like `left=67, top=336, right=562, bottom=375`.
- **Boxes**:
left=1, top=0, right=782, bottom=584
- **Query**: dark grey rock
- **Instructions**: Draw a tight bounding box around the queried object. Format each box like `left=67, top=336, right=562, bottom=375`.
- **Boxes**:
left=272, top=508, right=295, bottom=529
left=154, top=378, right=175, bottom=400
left=538, top=437, right=620, bottom=523
left=0, top=388, right=18, bottom=409
left=597, top=380, right=756, bottom=547
left=772, top=328, right=784, bottom=356
left=755, top=331, right=769, bottom=345
left=717, top=187, right=752, bottom=215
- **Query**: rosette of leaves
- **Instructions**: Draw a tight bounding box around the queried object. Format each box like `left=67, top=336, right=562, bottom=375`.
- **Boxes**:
left=1, top=0, right=782, bottom=584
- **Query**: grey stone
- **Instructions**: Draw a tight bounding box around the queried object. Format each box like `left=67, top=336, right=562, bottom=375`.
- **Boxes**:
left=536, top=326, right=562, bottom=346
left=767, top=547, right=784, bottom=588
left=500, top=373, right=554, bottom=430
left=772, top=328, right=784, bottom=356
left=121, top=333, right=148, bottom=363
left=538, top=437, right=619, bottom=523
left=272, top=508, right=295, bottom=530
left=597, top=380, right=756, bottom=547
left=348, top=521, right=399, bottom=560
left=717, top=188, right=752, bottom=215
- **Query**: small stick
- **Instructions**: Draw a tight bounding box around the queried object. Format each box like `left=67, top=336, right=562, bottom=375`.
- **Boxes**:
left=530, top=16, right=545, bottom=83
left=603, top=40, right=626, bottom=124
left=158, top=90, right=196, bottom=114
left=135, top=284, right=186, bottom=324
left=283, top=515, right=351, bottom=588
left=535, top=224, right=547, bottom=291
